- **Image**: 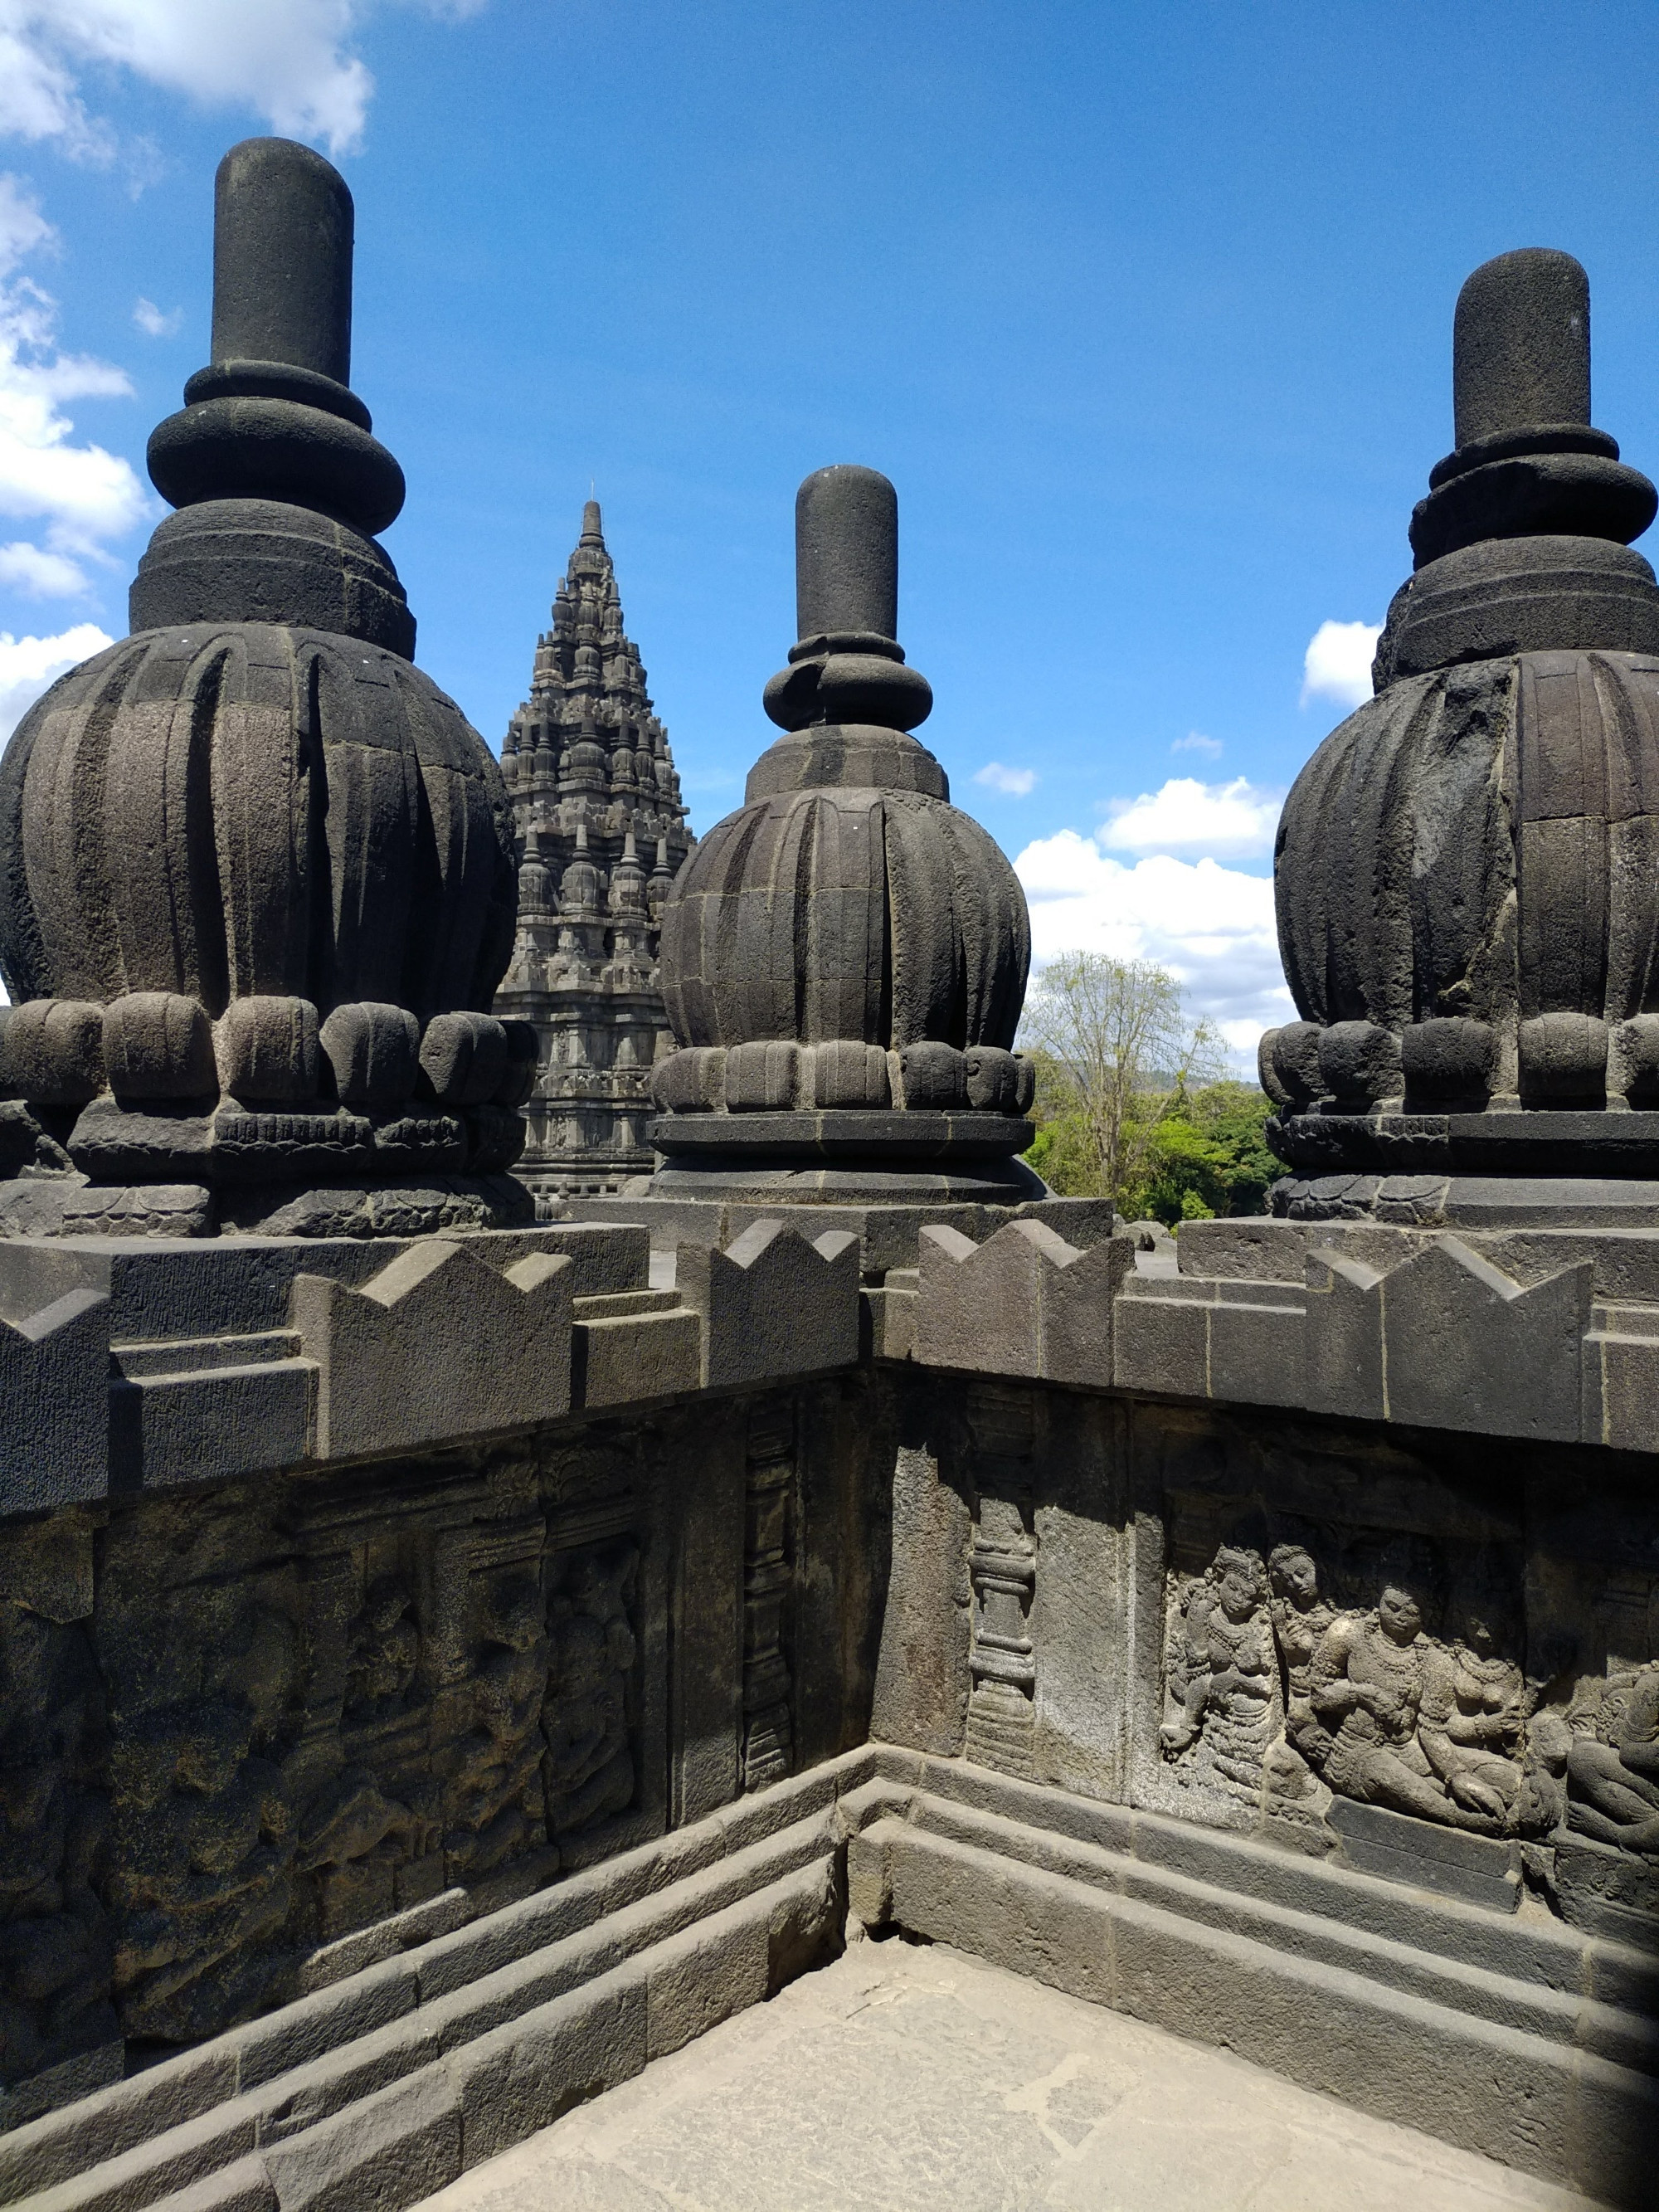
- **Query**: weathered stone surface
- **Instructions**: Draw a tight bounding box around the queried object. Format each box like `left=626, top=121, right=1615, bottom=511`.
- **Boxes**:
left=0, top=136, right=518, bottom=1230
left=0, top=1279, right=109, bottom=1509
left=1272, top=246, right=1659, bottom=1186
left=291, top=1239, right=573, bottom=1455
left=915, top=1218, right=1131, bottom=1383
left=411, top=1939, right=1608, bottom=2212
left=644, top=465, right=1034, bottom=1203
left=675, top=1220, right=859, bottom=1389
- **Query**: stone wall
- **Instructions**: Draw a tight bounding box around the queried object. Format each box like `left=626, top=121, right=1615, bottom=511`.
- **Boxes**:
left=873, top=1368, right=1659, bottom=1938
left=0, top=1370, right=890, bottom=2126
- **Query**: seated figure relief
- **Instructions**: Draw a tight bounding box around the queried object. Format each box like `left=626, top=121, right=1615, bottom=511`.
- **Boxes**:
left=1566, top=1663, right=1659, bottom=1855
left=1416, top=1600, right=1530, bottom=1827
left=1262, top=1543, right=1339, bottom=1804
left=1307, top=1580, right=1509, bottom=1833
left=1159, top=1546, right=1282, bottom=1796
left=1160, top=1540, right=1594, bottom=1844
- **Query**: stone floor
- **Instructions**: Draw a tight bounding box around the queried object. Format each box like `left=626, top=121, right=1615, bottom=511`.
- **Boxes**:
left=416, top=1936, right=1610, bottom=2212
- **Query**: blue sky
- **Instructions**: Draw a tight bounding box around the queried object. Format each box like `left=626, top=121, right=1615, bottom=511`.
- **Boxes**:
left=3, top=2, right=1659, bottom=1058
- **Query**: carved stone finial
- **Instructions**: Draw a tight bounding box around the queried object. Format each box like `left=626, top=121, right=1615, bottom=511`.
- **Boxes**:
left=1269, top=246, right=1659, bottom=1201
left=0, top=138, right=522, bottom=1239
left=761, top=465, right=933, bottom=748
left=1452, top=248, right=1590, bottom=449
left=647, top=465, right=1037, bottom=1202
left=1389, top=247, right=1658, bottom=666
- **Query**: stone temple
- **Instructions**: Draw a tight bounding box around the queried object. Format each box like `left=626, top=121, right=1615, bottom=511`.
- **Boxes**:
left=495, top=508, right=693, bottom=1204
left=0, top=143, right=1652, bottom=2212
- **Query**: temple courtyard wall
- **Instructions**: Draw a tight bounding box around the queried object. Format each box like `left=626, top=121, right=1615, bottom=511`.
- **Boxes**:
left=0, top=1211, right=1652, bottom=2210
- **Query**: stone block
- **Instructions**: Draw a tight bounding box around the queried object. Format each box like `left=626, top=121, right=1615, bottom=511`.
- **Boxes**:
left=0, top=999, right=105, bottom=1104
left=1379, top=1234, right=1590, bottom=1438
left=676, top=1219, right=859, bottom=1388
left=109, top=1350, right=315, bottom=1489
left=872, top=1442, right=971, bottom=1757
left=1203, top=1285, right=1306, bottom=1406
left=291, top=1239, right=573, bottom=1458
left=445, top=1977, right=646, bottom=2171
left=299, top=1891, right=473, bottom=1996
left=1550, top=1836, right=1659, bottom=1951
left=1110, top=1291, right=1209, bottom=1397
left=0, top=2045, right=241, bottom=2203
left=863, top=1272, right=916, bottom=1361
left=895, top=1039, right=966, bottom=1109
left=573, top=1294, right=702, bottom=1407
left=642, top=1891, right=771, bottom=2061
left=0, top=1276, right=109, bottom=1511
left=418, top=1014, right=508, bottom=1108
left=915, top=1219, right=1131, bottom=1385
left=165, top=2155, right=279, bottom=2212
left=260, top=2066, right=460, bottom=2212
left=722, top=1040, right=800, bottom=1111
left=809, top=1039, right=889, bottom=1108
left=215, top=996, right=319, bottom=1104
left=1326, top=1798, right=1521, bottom=1912
left=1302, top=1247, right=1387, bottom=1420
left=1584, top=1312, right=1659, bottom=1451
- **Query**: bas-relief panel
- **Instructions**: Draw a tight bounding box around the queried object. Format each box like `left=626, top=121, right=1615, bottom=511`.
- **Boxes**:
left=1130, top=1408, right=1659, bottom=1918
left=0, top=1410, right=688, bottom=2102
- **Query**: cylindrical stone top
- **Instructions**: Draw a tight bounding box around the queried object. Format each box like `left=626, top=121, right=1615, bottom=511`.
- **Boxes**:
left=210, top=138, right=353, bottom=385
left=795, top=465, right=898, bottom=641
left=1452, top=248, right=1590, bottom=449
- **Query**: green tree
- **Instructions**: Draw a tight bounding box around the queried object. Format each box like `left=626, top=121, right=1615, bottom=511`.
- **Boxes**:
left=1017, top=953, right=1228, bottom=1211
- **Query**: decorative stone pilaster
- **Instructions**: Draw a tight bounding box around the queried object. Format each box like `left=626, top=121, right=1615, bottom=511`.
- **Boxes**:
left=741, top=1401, right=795, bottom=1791
left=964, top=1385, right=1038, bottom=1778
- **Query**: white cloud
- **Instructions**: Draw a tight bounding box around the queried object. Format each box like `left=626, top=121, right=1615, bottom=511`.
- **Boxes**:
left=132, top=295, right=181, bottom=338
left=1015, top=826, right=1294, bottom=1065
left=975, top=761, right=1037, bottom=797
left=1171, top=730, right=1222, bottom=758
left=1301, top=617, right=1381, bottom=711
left=0, top=2, right=489, bottom=162
left=0, top=621, right=111, bottom=739
left=0, top=173, right=148, bottom=598
left=0, top=540, right=85, bottom=593
left=1100, top=775, right=1282, bottom=860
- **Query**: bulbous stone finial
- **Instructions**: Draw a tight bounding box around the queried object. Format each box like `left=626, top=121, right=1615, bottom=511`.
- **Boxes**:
left=1269, top=242, right=1659, bottom=1198
left=209, top=138, right=353, bottom=387
left=134, top=137, right=411, bottom=654
left=1452, top=248, right=1590, bottom=449
left=1375, top=246, right=1659, bottom=675
left=760, top=465, right=932, bottom=748
left=649, top=465, right=1035, bottom=1202
left=0, top=138, right=520, bottom=1239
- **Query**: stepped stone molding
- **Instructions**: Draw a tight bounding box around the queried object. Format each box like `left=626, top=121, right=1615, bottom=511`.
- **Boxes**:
left=0, top=139, right=525, bottom=1240
left=494, top=504, right=694, bottom=1201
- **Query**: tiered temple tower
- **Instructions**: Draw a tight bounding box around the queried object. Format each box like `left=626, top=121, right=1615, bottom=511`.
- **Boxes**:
left=495, top=504, right=694, bottom=1200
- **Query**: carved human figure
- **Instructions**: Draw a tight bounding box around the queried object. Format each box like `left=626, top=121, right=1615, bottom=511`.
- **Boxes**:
left=1308, top=1582, right=1494, bottom=1831
left=1416, top=1601, right=1529, bottom=1825
left=1160, top=1547, right=1279, bottom=1775
left=1566, top=1662, right=1659, bottom=1854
